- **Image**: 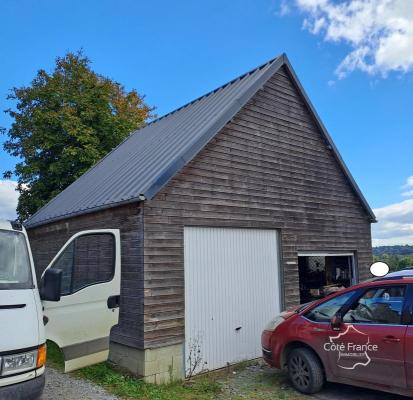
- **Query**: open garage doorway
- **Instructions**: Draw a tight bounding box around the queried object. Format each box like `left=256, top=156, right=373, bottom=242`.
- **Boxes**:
left=298, top=253, right=356, bottom=304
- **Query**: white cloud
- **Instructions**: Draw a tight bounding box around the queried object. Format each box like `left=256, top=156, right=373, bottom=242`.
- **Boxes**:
left=372, top=198, right=413, bottom=245
left=0, top=181, right=18, bottom=220
left=400, top=176, right=413, bottom=197
left=279, top=0, right=292, bottom=16
left=402, top=190, right=413, bottom=197
left=292, top=0, right=413, bottom=78
left=402, top=175, right=413, bottom=188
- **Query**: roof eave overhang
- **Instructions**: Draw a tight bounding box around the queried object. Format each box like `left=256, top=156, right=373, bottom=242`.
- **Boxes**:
left=24, top=197, right=142, bottom=230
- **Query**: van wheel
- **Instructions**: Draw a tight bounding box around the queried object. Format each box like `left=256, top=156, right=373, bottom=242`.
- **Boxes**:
left=287, top=347, right=324, bottom=394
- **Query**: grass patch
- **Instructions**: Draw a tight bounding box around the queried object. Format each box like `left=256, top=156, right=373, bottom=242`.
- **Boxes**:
left=77, top=362, right=221, bottom=400
left=46, top=341, right=221, bottom=400
left=46, top=340, right=64, bottom=369
left=46, top=341, right=302, bottom=399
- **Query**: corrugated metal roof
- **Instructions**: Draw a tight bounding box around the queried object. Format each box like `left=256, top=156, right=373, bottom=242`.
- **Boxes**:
left=25, top=54, right=376, bottom=228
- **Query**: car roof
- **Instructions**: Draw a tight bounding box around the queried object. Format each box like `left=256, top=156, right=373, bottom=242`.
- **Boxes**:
left=354, top=275, right=413, bottom=288
left=377, top=269, right=413, bottom=280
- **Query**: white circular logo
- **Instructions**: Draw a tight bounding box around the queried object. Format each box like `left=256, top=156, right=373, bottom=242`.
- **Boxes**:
left=370, top=262, right=389, bottom=277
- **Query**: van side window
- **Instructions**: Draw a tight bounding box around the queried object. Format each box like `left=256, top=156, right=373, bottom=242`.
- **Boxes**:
left=52, top=241, right=75, bottom=295
left=343, top=286, right=406, bottom=325
left=305, top=291, right=356, bottom=322
left=51, top=233, right=115, bottom=295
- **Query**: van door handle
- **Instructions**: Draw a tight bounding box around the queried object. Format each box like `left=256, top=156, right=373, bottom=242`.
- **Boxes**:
left=383, top=336, right=401, bottom=343
left=107, top=295, right=120, bottom=309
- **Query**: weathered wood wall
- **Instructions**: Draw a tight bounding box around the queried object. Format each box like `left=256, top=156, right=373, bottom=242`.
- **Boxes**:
left=27, top=203, right=145, bottom=348
left=143, top=66, right=373, bottom=349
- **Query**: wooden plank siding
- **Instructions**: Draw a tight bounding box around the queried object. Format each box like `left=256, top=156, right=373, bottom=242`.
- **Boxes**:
left=27, top=203, right=145, bottom=349
left=143, top=66, right=372, bottom=349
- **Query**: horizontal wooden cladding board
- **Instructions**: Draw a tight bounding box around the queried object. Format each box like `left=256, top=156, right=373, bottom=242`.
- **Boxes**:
left=143, top=215, right=370, bottom=234
left=146, top=188, right=367, bottom=214
left=142, top=66, right=372, bottom=348
left=144, top=309, right=184, bottom=324
left=148, top=184, right=367, bottom=218
left=145, top=211, right=369, bottom=233
left=144, top=318, right=184, bottom=333
left=163, top=171, right=362, bottom=206
left=144, top=301, right=185, bottom=315
left=231, top=114, right=324, bottom=147
left=143, top=223, right=370, bottom=241
left=223, top=124, right=331, bottom=159
left=191, top=151, right=365, bottom=199
left=231, top=120, right=329, bottom=159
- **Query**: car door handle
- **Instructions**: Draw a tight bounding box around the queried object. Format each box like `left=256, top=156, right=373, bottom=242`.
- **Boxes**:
left=312, top=327, right=325, bottom=333
left=383, top=336, right=401, bottom=343
left=107, top=295, right=120, bottom=309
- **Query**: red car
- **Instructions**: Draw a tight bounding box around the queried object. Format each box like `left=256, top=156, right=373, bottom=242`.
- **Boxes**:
left=262, top=270, right=413, bottom=397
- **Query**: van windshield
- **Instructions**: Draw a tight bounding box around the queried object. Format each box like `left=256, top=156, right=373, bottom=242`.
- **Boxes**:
left=0, top=230, right=33, bottom=289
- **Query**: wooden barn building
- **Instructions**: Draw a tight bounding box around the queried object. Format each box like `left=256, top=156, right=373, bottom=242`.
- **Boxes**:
left=25, top=54, right=376, bottom=382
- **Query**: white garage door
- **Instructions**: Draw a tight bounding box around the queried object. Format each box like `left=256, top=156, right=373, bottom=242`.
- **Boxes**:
left=184, top=227, right=281, bottom=375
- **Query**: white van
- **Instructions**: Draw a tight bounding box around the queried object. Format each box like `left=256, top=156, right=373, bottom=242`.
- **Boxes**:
left=0, top=220, right=121, bottom=399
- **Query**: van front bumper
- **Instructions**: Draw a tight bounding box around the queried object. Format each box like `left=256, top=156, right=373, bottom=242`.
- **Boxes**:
left=0, top=374, right=45, bottom=400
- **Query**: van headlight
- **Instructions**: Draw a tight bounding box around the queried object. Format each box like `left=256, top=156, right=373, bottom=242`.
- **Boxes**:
left=0, top=349, right=38, bottom=376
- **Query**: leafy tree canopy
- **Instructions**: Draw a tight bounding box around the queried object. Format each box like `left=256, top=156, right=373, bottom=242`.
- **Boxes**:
left=1, top=51, right=154, bottom=221
left=373, top=245, right=413, bottom=272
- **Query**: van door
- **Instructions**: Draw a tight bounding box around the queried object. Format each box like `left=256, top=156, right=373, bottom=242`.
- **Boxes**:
left=41, top=229, right=120, bottom=372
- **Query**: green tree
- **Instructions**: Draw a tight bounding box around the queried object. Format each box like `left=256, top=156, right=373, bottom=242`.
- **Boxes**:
left=374, top=254, right=413, bottom=272
left=1, top=51, right=154, bottom=220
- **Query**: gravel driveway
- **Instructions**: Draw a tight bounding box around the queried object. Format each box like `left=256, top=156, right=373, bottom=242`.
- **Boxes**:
left=40, top=367, right=118, bottom=400
left=219, top=363, right=407, bottom=400
left=39, top=363, right=406, bottom=400
left=315, top=383, right=405, bottom=400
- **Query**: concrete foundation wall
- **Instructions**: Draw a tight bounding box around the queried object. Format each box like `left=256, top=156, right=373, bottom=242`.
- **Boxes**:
left=109, top=342, right=185, bottom=384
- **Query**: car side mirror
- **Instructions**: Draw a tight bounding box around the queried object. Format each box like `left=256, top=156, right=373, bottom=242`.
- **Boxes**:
left=40, top=269, right=62, bottom=302
left=331, top=314, right=342, bottom=331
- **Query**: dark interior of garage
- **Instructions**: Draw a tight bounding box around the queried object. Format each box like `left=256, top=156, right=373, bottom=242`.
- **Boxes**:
left=298, top=255, right=353, bottom=303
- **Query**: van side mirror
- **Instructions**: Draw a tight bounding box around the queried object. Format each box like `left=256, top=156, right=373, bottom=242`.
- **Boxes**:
left=40, top=269, right=62, bottom=302
left=331, top=314, right=343, bottom=331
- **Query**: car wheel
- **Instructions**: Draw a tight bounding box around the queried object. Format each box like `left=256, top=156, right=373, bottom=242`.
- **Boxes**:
left=287, top=347, right=324, bottom=394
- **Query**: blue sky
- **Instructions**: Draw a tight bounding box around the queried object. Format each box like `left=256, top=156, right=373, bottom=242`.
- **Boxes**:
left=0, top=0, right=412, bottom=245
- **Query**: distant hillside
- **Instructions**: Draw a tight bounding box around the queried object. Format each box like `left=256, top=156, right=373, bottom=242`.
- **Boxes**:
left=373, top=245, right=413, bottom=271
left=373, top=245, right=413, bottom=257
